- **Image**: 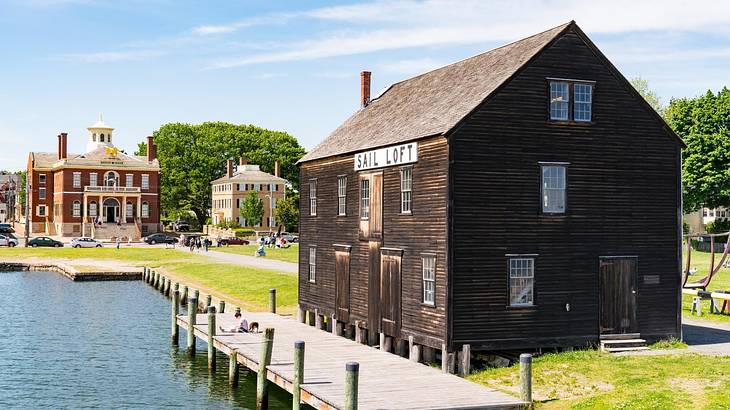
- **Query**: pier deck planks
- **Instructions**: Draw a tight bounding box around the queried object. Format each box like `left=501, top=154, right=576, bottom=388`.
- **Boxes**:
left=177, top=311, right=522, bottom=409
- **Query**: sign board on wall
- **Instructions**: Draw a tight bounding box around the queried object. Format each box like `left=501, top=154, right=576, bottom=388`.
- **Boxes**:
left=354, top=142, right=418, bottom=171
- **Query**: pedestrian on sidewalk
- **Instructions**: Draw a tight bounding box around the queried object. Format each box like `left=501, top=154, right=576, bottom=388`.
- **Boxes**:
left=116, top=237, right=121, bottom=249
left=204, top=237, right=209, bottom=252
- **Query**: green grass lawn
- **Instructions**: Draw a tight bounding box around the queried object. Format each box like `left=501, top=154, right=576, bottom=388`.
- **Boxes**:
left=469, top=350, right=730, bottom=409
left=214, top=243, right=299, bottom=264
left=0, top=247, right=298, bottom=313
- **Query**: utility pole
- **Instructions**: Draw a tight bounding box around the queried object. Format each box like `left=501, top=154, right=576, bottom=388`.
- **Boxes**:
left=24, top=173, right=30, bottom=247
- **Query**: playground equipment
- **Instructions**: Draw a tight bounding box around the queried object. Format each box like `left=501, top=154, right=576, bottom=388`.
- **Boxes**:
left=683, top=231, right=730, bottom=290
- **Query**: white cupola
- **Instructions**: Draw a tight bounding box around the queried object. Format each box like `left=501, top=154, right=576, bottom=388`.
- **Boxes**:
left=86, top=114, right=115, bottom=153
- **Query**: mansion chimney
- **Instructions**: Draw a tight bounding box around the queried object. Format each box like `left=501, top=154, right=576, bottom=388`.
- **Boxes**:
left=360, top=71, right=371, bottom=108
left=239, top=156, right=248, bottom=166
left=146, top=136, right=157, bottom=162
left=274, top=160, right=281, bottom=177
left=57, top=133, right=68, bottom=160
left=226, top=159, right=234, bottom=178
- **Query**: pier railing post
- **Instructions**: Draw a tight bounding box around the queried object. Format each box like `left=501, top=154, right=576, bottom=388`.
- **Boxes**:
left=181, top=286, right=188, bottom=306
left=187, top=297, right=198, bottom=357
left=520, top=353, right=532, bottom=405
left=164, top=277, right=171, bottom=296
left=269, top=288, right=276, bottom=314
left=293, top=340, right=305, bottom=410
left=171, top=290, right=180, bottom=346
left=256, top=327, right=275, bottom=410
left=205, top=294, right=212, bottom=309
left=207, top=306, right=217, bottom=371
left=345, top=362, right=359, bottom=410
left=229, top=349, right=239, bottom=387
left=219, top=300, right=226, bottom=314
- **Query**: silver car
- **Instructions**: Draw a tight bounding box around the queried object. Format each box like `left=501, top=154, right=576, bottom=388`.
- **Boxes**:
left=0, top=234, right=18, bottom=247
left=70, top=237, right=103, bottom=248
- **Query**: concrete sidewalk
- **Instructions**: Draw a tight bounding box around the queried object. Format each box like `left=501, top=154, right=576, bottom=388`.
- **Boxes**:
left=620, top=318, right=730, bottom=356
left=175, top=246, right=298, bottom=275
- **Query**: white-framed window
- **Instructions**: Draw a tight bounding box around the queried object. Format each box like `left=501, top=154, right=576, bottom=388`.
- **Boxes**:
left=337, top=176, right=347, bottom=216
left=422, top=255, right=436, bottom=305
left=308, top=247, right=316, bottom=282
left=89, top=173, right=98, bottom=187
left=253, top=183, right=261, bottom=191
left=509, top=258, right=534, bottom=306
left=141, top=174, right=149, bottom=190
left=360, top=178, right=370, bottom=219
left=541, top=165, right=566, bottom=213
left=126, top=174, right=133, bottom=187
left=309, top=179, right=317, bottom=216
left=104, top=171, right=119, bottom=187
left=269, top=216, right=275, bottom=227
left=73, top=172, right=81, bottom=188
left=574, top=83, right=593, bottom=122
left=549, top=82, right=569, bottom=120
left=126, top=202, right=133, bottom=219
left=37, top=205, right=47, bottom=217
left=38, top=187, right=46, bottom=200
left=142, top=202, right=149, bottom=218
left=72, top=201, right=81, bottom=217
left=39, top=174, right=46, bottom=185
left=89, top=201, right=97, bottom=217
left=400, top=167, right=412, bottom=213
left=270, top=183, right=277, bottom=192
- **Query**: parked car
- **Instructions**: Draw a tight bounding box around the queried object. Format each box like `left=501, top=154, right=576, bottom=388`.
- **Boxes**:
left=219, top=237, right=250, bottom=246
left=28, top=237, right=63, bottom=248
left=143, top=233, right=179, bottom=245
left=172, top=220, right=191, bottom=232
left=70, top=237, right=103, bottom=248
left=0, top=226, right=15, bottom=234
left=0, top=234, right=18, bottom=247
left=281, top=232, right=299, bottom=243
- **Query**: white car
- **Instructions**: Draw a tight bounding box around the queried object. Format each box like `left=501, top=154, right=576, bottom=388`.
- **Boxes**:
left=0, top=234, right=18, bottom=247
left=71, top=237, right=103, bottom=248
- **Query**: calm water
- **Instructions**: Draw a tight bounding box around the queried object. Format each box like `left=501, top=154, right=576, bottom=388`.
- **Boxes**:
left=0, top=271, right=294, bottom=409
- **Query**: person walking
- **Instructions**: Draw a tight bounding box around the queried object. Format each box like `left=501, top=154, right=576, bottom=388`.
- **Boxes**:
left=196, top=237, right=202, bottom=253
left=116, top=236, right=121, bottom=249
left=204, top=237, right=209, bottom=252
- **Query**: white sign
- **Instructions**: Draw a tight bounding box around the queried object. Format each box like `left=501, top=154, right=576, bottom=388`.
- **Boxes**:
left=354, top=142, right=418, bottom=171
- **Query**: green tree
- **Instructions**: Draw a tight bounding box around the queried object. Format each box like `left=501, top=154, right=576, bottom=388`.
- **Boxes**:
left=665, top=88, right=730, bottom=212
left=274, top=193, right=299, bottom=232
left=152, top=122, right=305, bottom=226
left=630, top=77, right=665, bottom=115
left=134, top=142, right=147, bottom=156
left=241, top=191, right=264, bottom=227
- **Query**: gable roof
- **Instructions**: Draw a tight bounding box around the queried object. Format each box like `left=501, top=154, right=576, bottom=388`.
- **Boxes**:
left=299, top=22, right=572, bottom=163
left=211, top=164, right=287, bottom=185
left=299, top=21, right=684, bottom=164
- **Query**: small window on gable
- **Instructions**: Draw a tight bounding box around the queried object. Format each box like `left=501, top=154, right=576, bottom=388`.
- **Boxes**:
left=574, top=83, right=593, bottom=121
left=549, top=80, right=594, bottom=122
left=549, top=82, right=569, bottom=120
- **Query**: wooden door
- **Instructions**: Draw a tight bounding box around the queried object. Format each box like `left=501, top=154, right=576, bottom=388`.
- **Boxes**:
left=599, top=257, right=638, bottom=335
left=380, top=252, right=402, bottom=337
left=335, top=247, right=351, bottom=323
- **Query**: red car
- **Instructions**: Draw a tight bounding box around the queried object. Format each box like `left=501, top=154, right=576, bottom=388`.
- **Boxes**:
left=219, top=237, right=249, bottom=246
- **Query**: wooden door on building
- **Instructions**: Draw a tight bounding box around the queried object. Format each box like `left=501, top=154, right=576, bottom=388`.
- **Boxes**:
left=599, top=257, right=638, bottom=335
left=334, top=245, right=351, bottom=323
left=380, top=249, right=402, bottom=337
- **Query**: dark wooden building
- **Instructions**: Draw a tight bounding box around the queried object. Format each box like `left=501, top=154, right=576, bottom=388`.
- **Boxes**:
left=297, top=21, right=683, bottom=361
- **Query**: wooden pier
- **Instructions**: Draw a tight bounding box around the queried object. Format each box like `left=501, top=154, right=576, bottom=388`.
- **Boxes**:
left=177, top=310, right=523, bottom=409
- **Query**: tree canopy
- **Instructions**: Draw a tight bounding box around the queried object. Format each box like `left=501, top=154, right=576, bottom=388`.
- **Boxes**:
left=274, top=192, right=299, bottom=232
left=630, top=77, right=665, bottom=116
left=153, top=122, right=305, bottom=225
left=241, top=191, right=264, bottom=227
left=665, top=88, right=730, bottom=212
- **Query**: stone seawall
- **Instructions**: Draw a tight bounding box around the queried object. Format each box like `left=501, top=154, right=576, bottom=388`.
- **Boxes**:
left=0, top=262, right=142, bottom=281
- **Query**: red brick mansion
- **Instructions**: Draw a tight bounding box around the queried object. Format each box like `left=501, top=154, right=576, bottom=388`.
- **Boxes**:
left=27, top=116, right=161, bottom=240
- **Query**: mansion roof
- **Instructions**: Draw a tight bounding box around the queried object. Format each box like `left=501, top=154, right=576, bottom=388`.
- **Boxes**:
left=211, top=164, right=286, bottom=185
left=30, top=146, right=159, bottom=170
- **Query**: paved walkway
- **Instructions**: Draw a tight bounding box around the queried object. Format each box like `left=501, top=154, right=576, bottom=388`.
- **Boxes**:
left=621, top=319, right=730, bottom=356
left=174, top=247, right=298, bottom=274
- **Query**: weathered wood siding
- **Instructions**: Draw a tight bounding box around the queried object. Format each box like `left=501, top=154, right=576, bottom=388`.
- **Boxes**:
left=448, top=28, right=681, bottom=350
left=299, top=136, right=449, bottom=348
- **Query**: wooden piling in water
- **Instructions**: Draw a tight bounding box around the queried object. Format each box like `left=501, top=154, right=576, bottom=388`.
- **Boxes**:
left=187, top=297, right=198, bottom=357
left=345, top=362, right=359, bottom=410
left=207, top=306, right=217, bottom=371
left=205, top=294, right=212, bottom=309
left=520, top=353, right=532, bottom=404
left=293, top=340, right=305, bottom=410
left=256, top=327, right=275, bottom=410
left=164, top=277, right=171, bottom=296
left=152, top=271, right=158, bottom=288
left=181, top=285, right=188, bottom=306
left=229, top=349, right=239, bottom=387
left=269, top=288, right=276, bottom=313
left=219, top=300, right=226, bottom=314
left=171, top=290, right=180, bottom=346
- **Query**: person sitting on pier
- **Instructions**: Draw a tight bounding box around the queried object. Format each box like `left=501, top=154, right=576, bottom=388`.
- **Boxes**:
left=219, top=312, right=260, bottom=333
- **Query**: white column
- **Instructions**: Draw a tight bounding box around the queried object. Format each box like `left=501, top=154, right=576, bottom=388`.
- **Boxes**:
left=100, top=195, right=104, bottom=221
left=122, top=195, right=127, bottom=222
left=137, top=195, right=142, bottom=221
left=82, top=194, right=87, bottom=235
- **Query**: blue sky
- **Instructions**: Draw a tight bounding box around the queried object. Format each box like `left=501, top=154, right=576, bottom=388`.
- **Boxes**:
left=1, top=0, right=728, bottom=170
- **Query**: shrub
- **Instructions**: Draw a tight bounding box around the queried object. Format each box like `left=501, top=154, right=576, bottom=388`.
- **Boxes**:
left=234, top=228, right=256, bottom=238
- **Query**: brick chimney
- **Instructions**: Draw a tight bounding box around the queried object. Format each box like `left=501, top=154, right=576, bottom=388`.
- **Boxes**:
left=57, top=133, right=68, bottom=160
left=239, top=156, right=248, bottom=166
left=360, top=71, right=371, bottom=108
left=226, top=159, right=234, bottom=178
left=274, top=160, right=281, bottom=177
left=146, top=136, right=157, bottom=162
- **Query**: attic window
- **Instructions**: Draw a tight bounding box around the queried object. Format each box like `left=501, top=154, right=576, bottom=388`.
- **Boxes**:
left=548, top=79, right=594, bottom=122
